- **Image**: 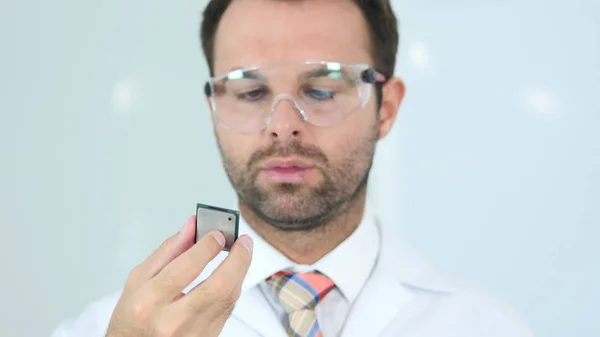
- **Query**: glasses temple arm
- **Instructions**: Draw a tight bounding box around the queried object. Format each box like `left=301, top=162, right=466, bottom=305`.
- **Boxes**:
left=361, top=68, right=387, bottom=84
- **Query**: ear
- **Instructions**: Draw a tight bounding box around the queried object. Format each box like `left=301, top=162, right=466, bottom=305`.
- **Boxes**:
left=377, top=77, right=406, bottom=140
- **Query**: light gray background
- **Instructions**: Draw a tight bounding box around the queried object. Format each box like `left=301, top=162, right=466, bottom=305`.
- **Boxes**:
left=1, top=0, right=598, bottom=336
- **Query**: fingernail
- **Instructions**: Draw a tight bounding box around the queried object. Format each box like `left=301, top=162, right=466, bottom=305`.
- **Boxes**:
left=239, top=235, right=254, bottom=252
left=212, top=231, right=226, bottom=247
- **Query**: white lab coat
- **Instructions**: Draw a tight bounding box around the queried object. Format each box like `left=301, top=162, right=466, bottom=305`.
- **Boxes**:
left=51, top=215, right=535, bottom=337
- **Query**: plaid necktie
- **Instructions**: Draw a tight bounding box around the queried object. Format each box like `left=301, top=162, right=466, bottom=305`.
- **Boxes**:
left=266, top=270, right=336, bottom=337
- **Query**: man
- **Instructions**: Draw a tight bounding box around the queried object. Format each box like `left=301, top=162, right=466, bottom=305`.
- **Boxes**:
left=51, top=0, right=534, bottom=336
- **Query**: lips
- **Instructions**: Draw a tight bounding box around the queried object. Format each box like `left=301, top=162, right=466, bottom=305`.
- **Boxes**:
left=262, top=158, right=315, bottom=183
left=264, top=159, right=313, bottom=170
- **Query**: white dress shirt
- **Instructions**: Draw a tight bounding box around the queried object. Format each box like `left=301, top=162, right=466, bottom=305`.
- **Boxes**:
left=254, top=208, right=380, bottom=337
left=51, top=203, right=535, bottom=337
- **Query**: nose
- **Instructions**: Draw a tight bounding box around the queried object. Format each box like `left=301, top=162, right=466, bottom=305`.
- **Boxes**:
left=265, top=95, right=307, bottom=141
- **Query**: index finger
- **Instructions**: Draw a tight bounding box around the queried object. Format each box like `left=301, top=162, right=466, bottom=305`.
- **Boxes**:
left=145, top=229, right=227, bottom=303
left=179, top=234, right=254, bottom=312
left=126, top=216, right=196, bottom=288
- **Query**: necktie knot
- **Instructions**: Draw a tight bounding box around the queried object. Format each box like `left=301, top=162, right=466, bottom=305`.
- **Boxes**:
left=266, top=270, right=336, bottom=337
left=267, top=270, right=335, bottom=311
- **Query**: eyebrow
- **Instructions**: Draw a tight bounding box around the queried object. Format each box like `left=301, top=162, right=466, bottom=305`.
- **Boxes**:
left=219, top=65, right=355, bottom=85
left=224, top=67, right=265, bottom=82
left=299, top=68, right=355, bottom=85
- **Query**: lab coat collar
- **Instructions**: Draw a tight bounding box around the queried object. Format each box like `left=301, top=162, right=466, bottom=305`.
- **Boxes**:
left=376, top=219, right=463, bottom=293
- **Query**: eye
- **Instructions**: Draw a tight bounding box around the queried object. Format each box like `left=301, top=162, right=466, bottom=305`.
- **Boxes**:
left=305, top=88, right=335, bottom=101
left=237, top=87, right=268, bottom=101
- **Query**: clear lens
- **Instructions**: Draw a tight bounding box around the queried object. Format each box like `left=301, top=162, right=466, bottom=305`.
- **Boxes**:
left=209, top=61, right=373, bottom=133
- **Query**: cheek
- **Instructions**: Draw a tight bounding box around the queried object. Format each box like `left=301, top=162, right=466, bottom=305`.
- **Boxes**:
left=315, top=129, right=366, bottom=163
left=217, top=131, right=258, bottom=165
left=313, top=110, right=378, bottom=163
left=327, top=106, right=377, bottom=142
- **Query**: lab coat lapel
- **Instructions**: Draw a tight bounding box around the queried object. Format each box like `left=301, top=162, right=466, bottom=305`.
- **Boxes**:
left=339, top=263, right=415, bottom=337
left=338, top=217, right=413, bottom=337
left=339, top=216, right=461, bottom=337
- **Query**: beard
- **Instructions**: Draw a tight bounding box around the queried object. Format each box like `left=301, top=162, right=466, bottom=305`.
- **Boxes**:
left=217, top=127, right=379, bottom=231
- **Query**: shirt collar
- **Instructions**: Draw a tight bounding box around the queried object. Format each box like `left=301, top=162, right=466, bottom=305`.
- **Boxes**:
left=238, top=220, right=294, bottom=293
left=308, top=205, right=379, bottom=302
left=238, top=203, right=380, bottom=304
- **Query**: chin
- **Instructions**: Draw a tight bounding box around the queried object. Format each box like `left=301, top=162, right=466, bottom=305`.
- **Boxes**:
left=265, top=190, right=327, bottom=214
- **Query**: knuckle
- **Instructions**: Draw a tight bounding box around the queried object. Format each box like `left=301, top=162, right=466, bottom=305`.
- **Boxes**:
left=130, top=300, right=152, bottom=322
left=152, top=275, right=177, bottom=292
left=211, top=278, right=241, bottom=305
left=126, top=290, right=159, bottom=322
left=152, top=317, right=177, bottom=337
left=211, top=278, right=233, bottom=297
left=127, top=265, right=144, bottom=283
left=158, top=236, right=176, bottom=252
left=181, top=297, right=205, bottom=314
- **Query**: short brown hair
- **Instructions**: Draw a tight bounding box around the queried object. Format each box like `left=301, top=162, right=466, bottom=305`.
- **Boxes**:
left=199, top=0, right=399, bottom=79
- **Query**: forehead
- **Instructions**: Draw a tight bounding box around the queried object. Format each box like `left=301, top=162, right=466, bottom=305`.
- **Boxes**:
left=212, top=0, right=372, bottom=75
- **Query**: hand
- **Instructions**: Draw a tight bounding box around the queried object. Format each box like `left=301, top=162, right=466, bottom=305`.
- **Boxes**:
left=105, top=215, right=254, bottom=337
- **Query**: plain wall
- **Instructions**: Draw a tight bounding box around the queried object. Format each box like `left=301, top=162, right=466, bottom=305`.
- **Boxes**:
left=1, top=0, right=598, bottom=336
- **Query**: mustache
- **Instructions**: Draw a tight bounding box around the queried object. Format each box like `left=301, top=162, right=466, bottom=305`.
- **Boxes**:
left=247, top=141, right=328, bottom=170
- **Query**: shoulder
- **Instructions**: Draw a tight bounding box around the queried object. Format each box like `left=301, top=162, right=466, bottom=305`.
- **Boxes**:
left=50, top=290, right=121, bottom=337
left=411, top=284, right=535, bottom=336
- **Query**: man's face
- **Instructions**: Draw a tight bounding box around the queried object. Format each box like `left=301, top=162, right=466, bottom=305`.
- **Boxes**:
left=211, top=0, right=384, bottom=230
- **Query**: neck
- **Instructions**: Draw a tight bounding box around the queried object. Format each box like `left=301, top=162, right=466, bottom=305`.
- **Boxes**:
left=238, top=188, right=368, bottom=265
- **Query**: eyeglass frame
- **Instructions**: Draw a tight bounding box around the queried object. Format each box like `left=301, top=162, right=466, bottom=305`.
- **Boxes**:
left=203, top=60, right=387, bottom=133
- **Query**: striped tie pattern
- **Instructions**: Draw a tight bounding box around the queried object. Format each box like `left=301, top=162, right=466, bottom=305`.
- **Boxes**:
left=266, top=271, right=335, bottom=337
